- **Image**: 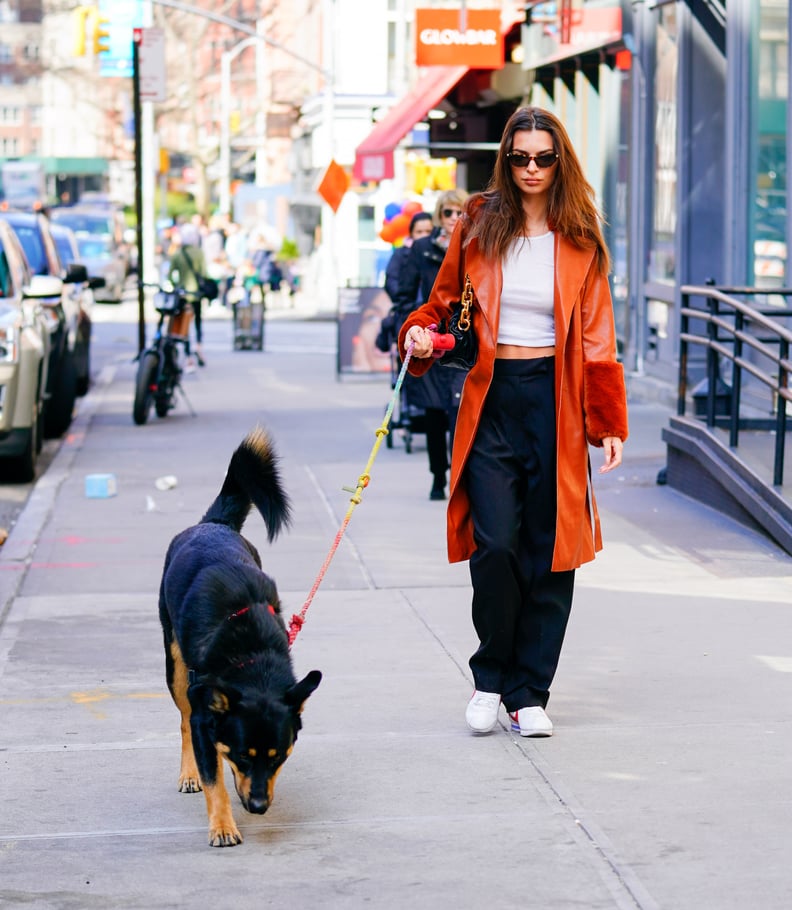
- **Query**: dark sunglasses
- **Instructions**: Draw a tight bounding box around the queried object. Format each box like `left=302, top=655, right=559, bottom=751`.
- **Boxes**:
left=506, top=150, right=559, bottom=169
left=442, top=208, right=462, bottom=218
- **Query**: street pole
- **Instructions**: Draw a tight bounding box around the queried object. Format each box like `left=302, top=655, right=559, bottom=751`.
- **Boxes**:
left=219, top=36, right=258, bottom=216
left=219, top=50, right=231, bottom=216
left=132, top=35, right=145, bottom=355
left=255, top=18, right=268, bottom=188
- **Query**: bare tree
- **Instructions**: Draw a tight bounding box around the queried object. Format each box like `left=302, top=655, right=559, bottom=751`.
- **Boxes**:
left=152, top=0, right=278, bottom=217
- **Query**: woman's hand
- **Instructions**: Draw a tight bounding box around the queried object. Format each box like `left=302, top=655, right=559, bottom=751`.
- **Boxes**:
left=404, top=325, right=435, bottom=359
left=598, top=437, right=623, bottom=474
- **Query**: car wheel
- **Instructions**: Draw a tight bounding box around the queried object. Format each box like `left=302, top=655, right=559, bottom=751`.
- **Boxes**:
left=44, top=349, right=78, bottom=438
left=75, top=319, right=91, bottom=396
left=8, top=412, right=37, bottom=483
left=35, top=367, right=44, bottom=454
left=76, top=340, right=91, bottom=396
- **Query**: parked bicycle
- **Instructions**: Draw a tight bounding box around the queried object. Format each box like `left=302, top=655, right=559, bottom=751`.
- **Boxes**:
left=132, top=284, right=196, bottom=425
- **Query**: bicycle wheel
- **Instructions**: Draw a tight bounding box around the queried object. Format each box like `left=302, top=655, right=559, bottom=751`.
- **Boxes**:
left=133, top=351, right=159, bottom=425
left=155, top=345, right=179, bottom=417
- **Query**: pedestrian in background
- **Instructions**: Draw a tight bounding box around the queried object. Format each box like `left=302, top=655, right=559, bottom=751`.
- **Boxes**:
left=392, top=190, right=469, bottom=500
left=202, top=213, right=230, bottom=305
left=374, top=211, right=433, bottom=360
left=383, top=211, right=433, bottom=301
left=168, top=222, right=208, bottom=366
left=399, top=106, right=628, bottom=737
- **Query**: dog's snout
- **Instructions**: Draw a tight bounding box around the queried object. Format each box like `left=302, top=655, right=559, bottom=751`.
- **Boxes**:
left=246, top=794, right=269, bottom=814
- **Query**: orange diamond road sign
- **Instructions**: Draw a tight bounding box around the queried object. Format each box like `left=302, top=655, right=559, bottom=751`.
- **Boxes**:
left=317, top=159, right=350, bottom=213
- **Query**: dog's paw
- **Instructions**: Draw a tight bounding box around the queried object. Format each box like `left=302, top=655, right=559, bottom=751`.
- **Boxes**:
left=208, top=824, right=243, bottom=847
left=178, top=775, right=202, bottom=793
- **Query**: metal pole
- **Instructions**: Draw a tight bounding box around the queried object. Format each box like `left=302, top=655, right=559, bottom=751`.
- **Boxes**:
left=220, top=36, right=258, bottom=217
left=220, top=50, right=231, bottom=215
left=255, top=18, right=267, bottom=188
left=133, top=35, right=146, bottom=355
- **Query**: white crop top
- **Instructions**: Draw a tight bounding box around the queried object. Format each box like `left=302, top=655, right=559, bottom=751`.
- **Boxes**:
left=498, top=232, right=555, bottom=347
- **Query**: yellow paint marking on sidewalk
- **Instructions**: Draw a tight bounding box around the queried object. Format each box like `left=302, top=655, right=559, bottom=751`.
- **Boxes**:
left=0, top=691, right=166, bottom=706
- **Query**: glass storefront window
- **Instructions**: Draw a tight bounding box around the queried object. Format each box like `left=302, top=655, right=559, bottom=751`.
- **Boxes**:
left=645, top=4, right=678, bottom=354
left=752, top=0, right=788, bottom=288
left=648, top=4, right=677, bottom=289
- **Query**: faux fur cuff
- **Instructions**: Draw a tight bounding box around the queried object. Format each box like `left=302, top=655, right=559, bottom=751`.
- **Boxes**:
left=583, top=360, right=629, bottom=445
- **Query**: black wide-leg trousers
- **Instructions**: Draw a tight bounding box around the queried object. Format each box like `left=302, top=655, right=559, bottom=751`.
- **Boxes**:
left=465, top=357, right=575, bottom=713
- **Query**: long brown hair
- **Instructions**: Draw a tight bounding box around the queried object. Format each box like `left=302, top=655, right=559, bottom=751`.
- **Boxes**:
left=464, top=106, right=610, bottom=273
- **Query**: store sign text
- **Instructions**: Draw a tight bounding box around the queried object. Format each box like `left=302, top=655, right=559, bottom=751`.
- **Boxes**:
left=415, top=8, right=505, bottom=68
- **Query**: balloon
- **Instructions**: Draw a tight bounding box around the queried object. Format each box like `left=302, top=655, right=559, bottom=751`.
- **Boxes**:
left=390, top=213, right=411, bottom=238
left=379, top=221, right=398, bottom=243
left=402, top=201, right=423, bottom=217
left=384, top=202, right=402, bottom=221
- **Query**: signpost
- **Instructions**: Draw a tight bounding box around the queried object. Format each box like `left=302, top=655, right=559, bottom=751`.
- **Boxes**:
left=136, top=27, right=166, bottom=102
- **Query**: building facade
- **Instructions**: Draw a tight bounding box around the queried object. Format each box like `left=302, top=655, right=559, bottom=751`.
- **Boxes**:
left=517, top=0, right=789, bottom=390
left=336, top=0, right=790, bottom=393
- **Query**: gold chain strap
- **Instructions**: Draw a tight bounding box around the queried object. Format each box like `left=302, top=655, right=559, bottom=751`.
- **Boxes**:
left=457, top=274, right=473, bottom=332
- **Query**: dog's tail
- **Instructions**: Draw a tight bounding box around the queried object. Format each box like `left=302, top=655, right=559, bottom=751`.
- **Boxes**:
left=200, top=427, right=291, bottom=541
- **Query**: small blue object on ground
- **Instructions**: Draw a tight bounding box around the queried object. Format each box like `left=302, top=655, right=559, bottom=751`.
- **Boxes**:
left=84, top=474, right=117, bottom=498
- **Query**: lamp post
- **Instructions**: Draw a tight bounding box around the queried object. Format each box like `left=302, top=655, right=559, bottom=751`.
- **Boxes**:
left=220, top=36, right=258, bottom=216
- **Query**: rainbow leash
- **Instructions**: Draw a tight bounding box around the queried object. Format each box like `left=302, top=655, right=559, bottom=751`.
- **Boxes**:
left=287, top=341, right=415, bottom=646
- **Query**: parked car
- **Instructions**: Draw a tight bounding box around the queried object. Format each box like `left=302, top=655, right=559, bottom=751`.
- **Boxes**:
left=0, top=211, right=94, bottom=437
left=50, top=205, right=131, bottom=301
left=50, top=222, right=106, bottom=395
left=0, top=219, right=52, bottom=481
left=50, top=221, right=81, bottom=269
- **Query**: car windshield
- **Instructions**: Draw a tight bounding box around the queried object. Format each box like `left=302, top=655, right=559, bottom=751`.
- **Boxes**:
left=76, top=235, right=112, bottom=258
left=9, top=225, right=47, bottom=275
left=52, top=211, right=112, bottom=236
left=53, top=235, right=75, bottom=266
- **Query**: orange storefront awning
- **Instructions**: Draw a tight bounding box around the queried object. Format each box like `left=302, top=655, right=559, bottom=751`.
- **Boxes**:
left=353, top=65, right=469, bottom=183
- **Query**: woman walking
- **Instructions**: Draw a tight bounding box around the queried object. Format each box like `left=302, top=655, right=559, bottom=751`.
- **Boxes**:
left=399, top=107, right=628, bottom=736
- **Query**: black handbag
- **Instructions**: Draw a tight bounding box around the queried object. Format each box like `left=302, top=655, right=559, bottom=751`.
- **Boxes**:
left=434, top=274, right=477, bottom=370
left=198, top=276, right=219, bottom=300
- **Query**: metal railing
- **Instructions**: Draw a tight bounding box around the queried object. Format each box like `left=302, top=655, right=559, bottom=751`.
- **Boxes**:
left=678, top=285, right=792, bottom=487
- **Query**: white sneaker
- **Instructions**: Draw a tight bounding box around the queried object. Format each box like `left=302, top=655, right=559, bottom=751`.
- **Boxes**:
left=465, top=691, right=501, bottom=733
left=509, top=706, right=553, bottom=737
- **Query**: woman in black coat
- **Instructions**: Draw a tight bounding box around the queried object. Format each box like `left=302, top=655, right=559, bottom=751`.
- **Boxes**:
left=392, top=190, right=469, bottom=500
left=384, top=212, right=433, bottom=301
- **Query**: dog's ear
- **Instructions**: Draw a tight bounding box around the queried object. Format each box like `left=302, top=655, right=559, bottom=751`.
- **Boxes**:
left=285, top=670, right=322, bottom=712
left=189, top=678, right=242, bottom=715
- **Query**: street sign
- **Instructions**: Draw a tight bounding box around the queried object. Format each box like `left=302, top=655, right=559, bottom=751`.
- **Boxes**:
left=133, top=27, right=167, bottom=103
left=98, top=0, right=144, bottom=78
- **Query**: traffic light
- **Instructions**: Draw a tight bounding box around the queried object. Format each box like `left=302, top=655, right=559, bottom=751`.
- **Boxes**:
left=72, top=5, right=96, bottom=57
left=93, top=15, right=111, bottom=55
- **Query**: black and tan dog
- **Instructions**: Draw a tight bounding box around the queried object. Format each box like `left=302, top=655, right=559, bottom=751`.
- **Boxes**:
left=159, top=427, right=321, bottom=847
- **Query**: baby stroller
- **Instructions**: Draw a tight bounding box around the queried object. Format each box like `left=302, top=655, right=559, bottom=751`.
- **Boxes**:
left=377, top=305, right=429, bottom=453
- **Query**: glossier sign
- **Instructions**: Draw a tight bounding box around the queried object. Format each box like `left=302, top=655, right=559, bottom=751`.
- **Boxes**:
left=415, top=8, right=505, bottom=69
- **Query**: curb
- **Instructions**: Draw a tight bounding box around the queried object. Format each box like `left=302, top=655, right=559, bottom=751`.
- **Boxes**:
left=0, top=363, right=116, bottom=626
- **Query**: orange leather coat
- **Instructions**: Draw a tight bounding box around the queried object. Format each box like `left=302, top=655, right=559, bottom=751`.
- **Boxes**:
left=398, top=219, right=629, bottom=572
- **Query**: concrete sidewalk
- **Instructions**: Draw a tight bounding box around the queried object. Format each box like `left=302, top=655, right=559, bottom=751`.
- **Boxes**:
left=1, top=313, right=791, bottom=909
